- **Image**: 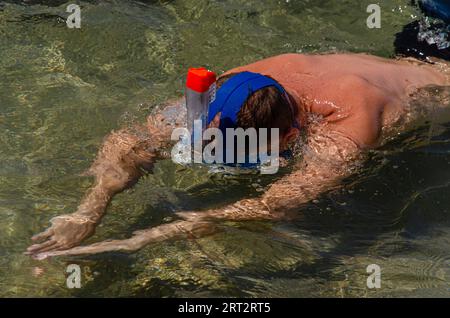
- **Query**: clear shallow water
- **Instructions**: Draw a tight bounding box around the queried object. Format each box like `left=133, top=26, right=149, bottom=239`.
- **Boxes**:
left=0, top=0, right=449, bottom=297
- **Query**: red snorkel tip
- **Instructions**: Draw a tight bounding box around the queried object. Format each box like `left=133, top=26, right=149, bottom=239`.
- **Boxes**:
left=186, top=67, right=216, bottom=93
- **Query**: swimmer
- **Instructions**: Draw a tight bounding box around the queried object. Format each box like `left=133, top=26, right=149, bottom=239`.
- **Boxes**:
left=26, top=53, right=450, bottom=259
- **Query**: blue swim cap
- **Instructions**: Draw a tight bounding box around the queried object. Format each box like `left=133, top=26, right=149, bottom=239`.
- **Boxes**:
left=207, top=72, right=286, bottom=133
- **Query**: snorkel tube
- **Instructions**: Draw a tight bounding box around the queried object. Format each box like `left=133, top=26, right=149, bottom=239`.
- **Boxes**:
left=185, top=67, right=216, bottom=147
left=183, top=70, right=295, bottom=169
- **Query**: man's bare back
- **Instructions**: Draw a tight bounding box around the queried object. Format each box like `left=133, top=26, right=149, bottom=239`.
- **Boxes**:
left=229, top=53, right=448, bottom=147
left=26, top=53, right=449, bottom=259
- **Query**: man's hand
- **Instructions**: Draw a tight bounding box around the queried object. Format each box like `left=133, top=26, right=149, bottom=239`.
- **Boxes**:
left=31, top=238, right=136, bottom=260
left=30, top=219, right=218, bottom=260
left=26, top=214, right=96, bottom=256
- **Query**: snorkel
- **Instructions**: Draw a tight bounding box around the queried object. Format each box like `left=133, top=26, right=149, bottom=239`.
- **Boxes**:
left=182, top=69, right=297, bottom=171
left=185, top=67, right=217, bottom=146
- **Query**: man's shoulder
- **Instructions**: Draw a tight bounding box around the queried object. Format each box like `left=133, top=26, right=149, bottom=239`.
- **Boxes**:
left=313, top=74, right=390, bottom=148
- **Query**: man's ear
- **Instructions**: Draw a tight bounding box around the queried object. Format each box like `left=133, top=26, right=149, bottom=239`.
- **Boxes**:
left=284, top=127, right=300, bottom=143
left=280, top=127, right=300, bottom=150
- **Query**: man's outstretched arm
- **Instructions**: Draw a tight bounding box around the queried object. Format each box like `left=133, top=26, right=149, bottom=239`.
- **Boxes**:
left=32, top=129, right=362, bottom=259
left=26, top=100, right=185, bottom=256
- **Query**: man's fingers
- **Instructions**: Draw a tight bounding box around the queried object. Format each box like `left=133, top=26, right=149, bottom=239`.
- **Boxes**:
left=33, top=242, right=64, bottom=254
left=34, top=245, right=104, bottom=260
left=26, top=239, right=57, bottom=254
left=33, top=246, right=90, bottom=260
left=34, top=239, right=136, bottom=260
left=31, top=228, right=54, bottom=242
left=32, top=251, right=65, bottom=260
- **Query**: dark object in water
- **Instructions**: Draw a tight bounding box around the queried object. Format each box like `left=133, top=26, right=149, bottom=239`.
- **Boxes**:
left=394, top=21, right=450, bottom=61
left=394, top=1, right=450, bottom=61
left=419, top=0, right=450, bottom=23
